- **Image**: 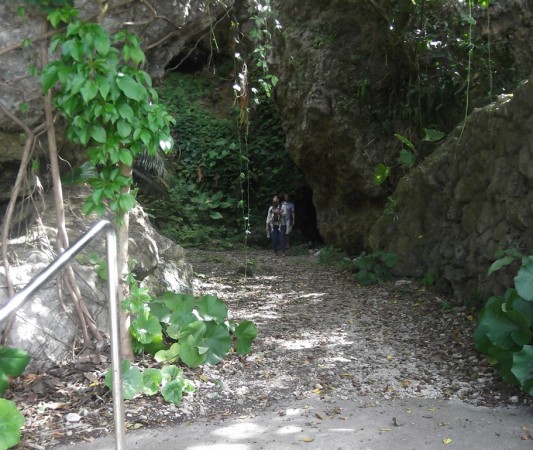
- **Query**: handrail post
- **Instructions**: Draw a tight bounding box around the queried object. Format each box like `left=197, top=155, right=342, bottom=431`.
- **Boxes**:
left=105, top=225, right=125, bottom=449
left=0, top=220, right=125, bottom=450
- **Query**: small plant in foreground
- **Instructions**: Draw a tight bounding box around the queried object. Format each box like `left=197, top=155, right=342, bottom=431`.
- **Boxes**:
left=318, top=247, right=353, bottom=271
left=108, top=285, right=258, bottom=404
left=0, top=346, right=30, bottom=449
left=474, top=251, right=533, bottom=394
left=353, top=251, right=398, bottom=285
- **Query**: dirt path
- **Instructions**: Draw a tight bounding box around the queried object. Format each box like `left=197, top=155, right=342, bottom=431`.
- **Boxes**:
left=11, top=247, right=532, bottom=448
left=185, top=247, right=525, bottom=410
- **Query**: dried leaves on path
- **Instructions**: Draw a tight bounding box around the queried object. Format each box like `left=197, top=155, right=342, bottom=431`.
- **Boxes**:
left=7, top=248, right=527, bottom=448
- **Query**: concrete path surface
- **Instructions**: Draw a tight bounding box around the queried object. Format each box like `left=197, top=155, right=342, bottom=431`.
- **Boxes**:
left=55, top=395, right=533, bottom=449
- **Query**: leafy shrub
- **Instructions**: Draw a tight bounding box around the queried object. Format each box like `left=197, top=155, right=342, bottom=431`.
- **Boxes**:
left=0, top=346, right=30, bottom=449
left=123, top=284, right=257, bottom=366
left=317, top=246, right=353, bottom=271
left=353, top=251, right=398, bottom=285
left=108, top=285, right=257, bottom=405
left=318, top=247, right=397, bottom=285
left=474, top=253, right=533, bottom=394
left=104, top=361, right=195, bottom=404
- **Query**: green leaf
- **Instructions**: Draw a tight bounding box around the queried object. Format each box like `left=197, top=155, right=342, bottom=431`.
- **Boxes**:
left=94, top=30, right=111, bottom=56
left=234, top=320, right=258, bottom=355
left=161, top=379, right=185, bottom=405
left=394, top=133, right=415, bottom=150
left=203, top=322, right=231, bottom=365
left=116, top=74, right=146, bottom=101
left=141, top=368, right=162, bottom=396
left=197, top=294, right=228, bottom=322
left=118, top=149, right=133, bottom=166
left=96, top=76, right=110, bottom=99
left=209, top=212, right=223, bottom=220
left=373, top=163, right=391, bottom=186
left=512, top=345, right=533, bottom=394
left=119, top=193, right=136, bottom=211
left=80, top=81, right=98, bottom=103
left=40, top=63, right=59, bottom=93
left=131, top=314, right=161, bottom=345
left=0, top=373, right=8, bottom=396
left=159, top=292, right=196, bottom=313
left=104, top=360, right=143, bottom=400
left=117, top=120, right=132, bottom=139
left=117, top=102, right=135, bottom=121
left=154, top=343, right=181, bottom=364
left=179, top=322, right=207, bottom=368
left=399, top=149, right=416, bottom=167
left=515, top=257, right=533, bottom=301
left=0, top=346, right=30, bottom=378
left=0, top=398, right=25, bottom=449
left=488, top=256, right=517, bottom=276
left=167, top=311, right=197, bottom=339
left=160, top=365, right=183, bottom=383
left=423, top=128, right=445, bottom=142
left=90, top=125, right=107, bottom=143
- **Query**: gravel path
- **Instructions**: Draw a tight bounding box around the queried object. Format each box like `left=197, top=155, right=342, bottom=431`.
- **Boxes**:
left=10, top=246, right=530, bottom=448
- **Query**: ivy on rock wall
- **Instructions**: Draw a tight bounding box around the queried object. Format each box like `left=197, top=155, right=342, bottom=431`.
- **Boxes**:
left=142, top=70, right=306, bottom=247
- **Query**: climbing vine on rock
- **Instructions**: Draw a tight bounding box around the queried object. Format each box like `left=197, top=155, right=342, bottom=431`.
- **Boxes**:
left=40, top=6, right=175, bottom=222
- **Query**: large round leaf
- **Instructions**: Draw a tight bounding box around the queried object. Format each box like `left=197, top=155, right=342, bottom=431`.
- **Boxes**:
left=511, top=345, right=533, bottom=394
left=0, top=346, right=30, bottom=378
left=515, top=257, right=533, bottom=301
left=179, top=322, right=207, bottom=368
left=142, top=368, right=162, bottom=396
left=203, top=322, right=231, bottom=365
left=131, top=314, right=162, bottom=345
left=167, top=310, right=197, bottom=339
left=161, top=379, right=185, bottom=405
left=161, top=365, right=183, bottom=383
left=234, top=320, right=258, bottom=355
left=104, top=360, right=143, bottom=400
left=197, top=294, right=228, bottom=322
left=154, top=343, right=180, bottom=364
left=0, top=398, right=25, bottom=449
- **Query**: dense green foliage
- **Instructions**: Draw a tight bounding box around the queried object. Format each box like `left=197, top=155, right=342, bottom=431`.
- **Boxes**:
left=474, top=253, right=533, bottom=395
left=104, top=361, right=195, bottom=404
left=144, top=71, right=306, bottom=247
left=364, top=0, right=519, bottom=181
left=41, top=7, right=174, bottom=223
left=123, top=286, right=257, bottom=367
left=108, top=282, right=257, bottom=405
left=0, top=346, right=30, bottom=449
left=318, top=247, right=397, bottom=285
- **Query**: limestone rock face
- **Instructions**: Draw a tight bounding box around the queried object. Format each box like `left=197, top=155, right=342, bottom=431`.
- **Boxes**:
left=0, top=186, right=193, bottom=371
left=271, top=0, right=395, bottom=253
left=271, top=0, right=532, bottom=298
left=369, top=76, right=533, bottom=300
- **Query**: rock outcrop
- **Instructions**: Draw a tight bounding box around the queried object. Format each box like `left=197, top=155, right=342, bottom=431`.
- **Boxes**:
left=271, top=0, right=532, bottom=298
left=370, top=76, right=533, bottom=300
left=0, top=186, right=193, bottom=371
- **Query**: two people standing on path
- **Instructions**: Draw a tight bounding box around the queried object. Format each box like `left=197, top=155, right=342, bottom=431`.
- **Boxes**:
left=266, top=193, right=295, bottom=256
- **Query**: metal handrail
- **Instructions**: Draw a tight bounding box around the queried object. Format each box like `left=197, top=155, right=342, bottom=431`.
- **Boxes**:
left=0, top=220, right=125, bottom=450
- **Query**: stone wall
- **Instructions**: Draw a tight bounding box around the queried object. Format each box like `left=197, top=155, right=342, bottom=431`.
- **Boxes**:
left=369, top=76, right=533, bottom=300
